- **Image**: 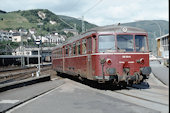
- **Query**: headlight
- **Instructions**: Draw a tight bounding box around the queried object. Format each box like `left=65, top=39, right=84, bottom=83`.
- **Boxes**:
left=106, top=58, right=112, bottom=65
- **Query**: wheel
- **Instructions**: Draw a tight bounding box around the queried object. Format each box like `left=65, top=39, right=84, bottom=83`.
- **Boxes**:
left=56, top=71, right=61, bottom=76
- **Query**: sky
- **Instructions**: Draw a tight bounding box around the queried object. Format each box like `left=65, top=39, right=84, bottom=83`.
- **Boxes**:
left=0, top=0, right=169, bottom=26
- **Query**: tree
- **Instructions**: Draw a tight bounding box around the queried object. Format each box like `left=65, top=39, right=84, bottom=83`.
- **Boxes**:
left=66, top=32, right=74, bottom=38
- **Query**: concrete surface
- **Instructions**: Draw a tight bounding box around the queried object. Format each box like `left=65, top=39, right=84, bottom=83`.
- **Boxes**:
left=6, top=79, right=160, bottom=113
left=0, top=79, right=65, bottom=113
left=150, top=60, right=169, bottom=86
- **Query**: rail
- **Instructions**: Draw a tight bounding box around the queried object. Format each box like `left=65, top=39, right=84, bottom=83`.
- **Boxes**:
left=0, top=64, right=51, bottom=84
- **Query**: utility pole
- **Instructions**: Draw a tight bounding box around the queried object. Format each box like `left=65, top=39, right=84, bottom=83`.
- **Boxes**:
left=20, top=31, right=25, bottom=67
left=36, top=38, right=41, bottom=77
left=81, top=0, right=103, bottom=33
left=74, top=24, right=78, bottom=35
left=151, top=20, right=162, bottom=37
left=37, top=23, right=43, bottom=66
left=148, top=32, right=157, bottom=56
left=81, top=16, right=85, bottom=33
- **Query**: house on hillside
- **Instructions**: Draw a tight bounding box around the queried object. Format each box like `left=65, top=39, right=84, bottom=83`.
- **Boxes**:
left=37, top=36, right=49, bottom=43
left=12, top=32, right=27, bottom=42
left=0, top=30, right=12, bottom=41
left=46, top=33, right=66, bottom=45
left=29, top=28, right=36, bottom=35
left=19, top=29, right=28, bottom=35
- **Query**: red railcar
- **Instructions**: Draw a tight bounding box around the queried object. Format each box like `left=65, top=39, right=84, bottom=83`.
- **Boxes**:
left=52, top=25, right=151, bottom=85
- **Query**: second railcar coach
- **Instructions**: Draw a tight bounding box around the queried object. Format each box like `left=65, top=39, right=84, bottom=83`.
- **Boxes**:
left=52, top=25, right=151, bottom=86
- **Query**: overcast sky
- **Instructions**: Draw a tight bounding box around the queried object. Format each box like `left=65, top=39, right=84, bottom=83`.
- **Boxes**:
left=0, top=0, right=169, bottom=26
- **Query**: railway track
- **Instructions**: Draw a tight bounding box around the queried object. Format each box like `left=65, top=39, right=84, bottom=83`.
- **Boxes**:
left=0, top=63, right=51, bottom=73
left=0, top=66, right=33, bottom=73
left=114, top=87, right=168, bottom=105
left=0, top=65, right=52, bottom=84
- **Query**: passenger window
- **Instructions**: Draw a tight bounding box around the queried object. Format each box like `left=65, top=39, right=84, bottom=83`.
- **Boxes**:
left=69, top=45, right=72, bottom=56
left=77, top=41, right=81, bottom=55
left=87, top=37, right=92, bottom=53
left=56, top=50, right=58, bottom=58
left=73, top=43, right=76, bottom=55
left=92, top=37, right=96, bottom=53
left=65, top=46, right=68, bottom=56
left=82, top=39, right=87, bottom=54
left=52, top=51, right=56, bottom=58
left=60, top=48, right=62, bottom=57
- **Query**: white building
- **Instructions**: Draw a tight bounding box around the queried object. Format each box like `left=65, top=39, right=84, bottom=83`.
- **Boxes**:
left=12, top=33, right=27, bottom=42
left=12, top=33, right=21, bottom=42
left=29, top=29, right=36, bottom=35
left=0, top=30, right=12, bottom=41
left=46, top=34, right=65, bottom=45
left=156, top=33, right=169, bottom=59
left=41, top=36, right=49, bottom=43
left=12, top=46, right=33, bottom=56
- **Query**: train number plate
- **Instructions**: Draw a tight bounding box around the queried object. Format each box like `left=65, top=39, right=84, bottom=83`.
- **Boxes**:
left=122, top=56, right=131, bottom=58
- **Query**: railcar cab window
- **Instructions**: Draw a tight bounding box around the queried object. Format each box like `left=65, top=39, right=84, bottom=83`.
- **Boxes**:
left=98, top=35, right=115, bottom=52
left=117, top=35, right=134, bottom=52
left=135, top=35, right=148, bottom=52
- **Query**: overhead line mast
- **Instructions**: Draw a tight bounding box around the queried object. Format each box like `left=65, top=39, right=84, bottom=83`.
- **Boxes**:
left=81, top=0, right=103, bottom=33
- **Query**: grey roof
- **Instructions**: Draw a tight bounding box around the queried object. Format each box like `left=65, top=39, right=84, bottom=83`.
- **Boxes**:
left=88, top=25, right=146, bottom=33
left=0, top=55, right=40, bottom=58
left=155, top=33, right=169, bottom=40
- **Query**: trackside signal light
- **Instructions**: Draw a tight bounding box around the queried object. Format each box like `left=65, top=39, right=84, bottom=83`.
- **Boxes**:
left=106, top=59, right=112, bottom=65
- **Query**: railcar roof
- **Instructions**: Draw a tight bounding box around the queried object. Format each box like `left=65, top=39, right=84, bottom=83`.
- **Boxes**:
left=53, top=25, right=146, bottom=49
left=89, top=25, right=146, bottom=33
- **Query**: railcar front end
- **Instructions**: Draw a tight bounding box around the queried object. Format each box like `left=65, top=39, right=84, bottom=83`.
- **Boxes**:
left=92, top=33, right=151, bottom=85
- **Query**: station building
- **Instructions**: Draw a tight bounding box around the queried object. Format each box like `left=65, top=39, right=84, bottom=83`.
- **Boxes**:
left=156, top=33, right=169, bottom=59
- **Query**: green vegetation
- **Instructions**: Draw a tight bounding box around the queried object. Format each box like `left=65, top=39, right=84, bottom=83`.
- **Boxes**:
left=0, top=9, right=97, bottom=35
left=0, top=40, right=19, bottom=55
left=58, top=15, right=97, bottom=32
left=0, top=12, right=36, bottom=30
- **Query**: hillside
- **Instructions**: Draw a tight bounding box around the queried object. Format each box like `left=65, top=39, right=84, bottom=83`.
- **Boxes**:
left=122, top=20, right=169, bottom=38
left=0, top=12, right=35, bottom=30
left=0, top=9, right=97, bottom=34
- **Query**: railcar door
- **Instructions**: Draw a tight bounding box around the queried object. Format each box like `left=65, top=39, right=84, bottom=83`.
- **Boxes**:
left=62, top=46, right=65, bottom=73
left=86, top=37, right=93, bottom=80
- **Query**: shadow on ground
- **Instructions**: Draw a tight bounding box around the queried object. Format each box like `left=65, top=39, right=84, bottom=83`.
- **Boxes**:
left=56, top=73, right=150, bottom=91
